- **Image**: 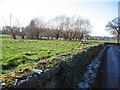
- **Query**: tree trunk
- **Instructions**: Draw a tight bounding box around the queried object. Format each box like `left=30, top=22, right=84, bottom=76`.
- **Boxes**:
left=21, top=35, right=24, bottom=39
left=69, top=33, right=72, bottom=40
left=117, top=33, right=119, bottom=43
left=79, top=34, right=83, bottom=41
left=10, top=29, right=16, bottom=39
left=73, top=33, right=76, bottom=40
left=55, top=34, right=59, bottom=39
left=12, top=33, right=16, bottom=39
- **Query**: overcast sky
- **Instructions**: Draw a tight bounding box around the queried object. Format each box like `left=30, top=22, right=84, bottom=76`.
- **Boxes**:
left=0, top=0, right=119, bottom=36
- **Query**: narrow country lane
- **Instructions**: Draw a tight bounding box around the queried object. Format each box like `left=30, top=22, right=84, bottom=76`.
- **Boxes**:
left=101, top=45, right=120, bottom=88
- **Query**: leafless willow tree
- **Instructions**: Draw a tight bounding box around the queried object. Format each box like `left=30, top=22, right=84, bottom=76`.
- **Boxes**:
left=4, top=26, right=17, bottom=39
left=106, top=17, right=120, bottom=43
left=25, top=20, right=38, bottom=39
left=3, top=14, right=17, bottom=39
left=49, top=15, right=66, bottom=39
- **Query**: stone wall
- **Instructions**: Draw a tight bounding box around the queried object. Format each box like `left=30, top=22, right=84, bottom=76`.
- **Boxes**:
left=15, top=44, right=104, bottom=88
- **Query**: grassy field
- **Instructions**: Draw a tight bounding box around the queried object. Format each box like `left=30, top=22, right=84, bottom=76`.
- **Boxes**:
left=1, top=34, right=113, bottom=75
left=0, top=34, right=115, bottom=88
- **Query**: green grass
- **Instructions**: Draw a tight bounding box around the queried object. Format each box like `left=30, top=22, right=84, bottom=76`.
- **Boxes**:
left=1, top=34, right=113, bottom=74
left=0, top=34, right=115, bottom=89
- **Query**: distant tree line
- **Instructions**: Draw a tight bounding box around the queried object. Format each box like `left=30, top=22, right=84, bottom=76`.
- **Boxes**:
left=2, top=15, right=92, bottom=40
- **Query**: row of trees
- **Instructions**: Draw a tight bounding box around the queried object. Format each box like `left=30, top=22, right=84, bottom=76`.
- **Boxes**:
left=3, top=15, right=92, bottom=40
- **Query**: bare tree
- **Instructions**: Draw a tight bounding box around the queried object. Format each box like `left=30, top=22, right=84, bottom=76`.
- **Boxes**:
left=62, top=16, right=71, bottom=40
left=5, top=26, right=17, bottom=39
left=106, top=17, right=120, bottom=43
left=71, top=17, right=92, bottom=40
left=50, top=15, right=66, bottom=39
left=19, top=27, right=26, bottom=39
left=13, top=18, right=26, bottom=39
left=25, top=19, right=40, bottom=39
left=33, top=17, right=46, bottom=39
left=5, top=14, right=17, bottom=39
left=80, top=19, right=92, bottom=40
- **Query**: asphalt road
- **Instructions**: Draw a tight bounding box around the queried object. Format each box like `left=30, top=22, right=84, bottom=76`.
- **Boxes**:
left=102, top=45, right=120, bottom=88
